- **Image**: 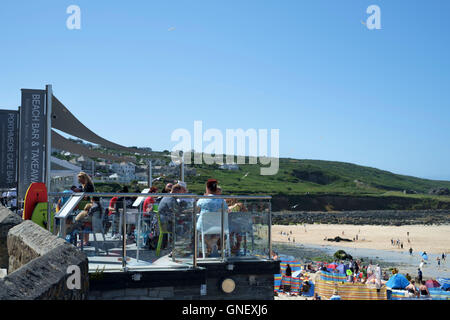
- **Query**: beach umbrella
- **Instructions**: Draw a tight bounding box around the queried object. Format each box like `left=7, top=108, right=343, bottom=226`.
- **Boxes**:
left=425, top=280, right=441, bottom=288
left=421, top=252, right=429, bottom=261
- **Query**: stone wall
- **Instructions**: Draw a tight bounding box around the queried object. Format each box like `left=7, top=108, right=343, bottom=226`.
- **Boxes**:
left=7, top=220, right=68, bottom=273
left=0, top=243, right=89, bottom=299
left=0, top=205, right=22, bottom=270
left=0, top=216, right=89, bottom=300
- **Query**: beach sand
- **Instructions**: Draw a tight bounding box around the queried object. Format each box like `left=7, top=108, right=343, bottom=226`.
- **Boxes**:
left=272, top=224, right=450, bottom=255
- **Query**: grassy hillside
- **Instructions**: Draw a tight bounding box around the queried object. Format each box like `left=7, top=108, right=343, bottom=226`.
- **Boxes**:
left=184, top=158, right=450, bottom=197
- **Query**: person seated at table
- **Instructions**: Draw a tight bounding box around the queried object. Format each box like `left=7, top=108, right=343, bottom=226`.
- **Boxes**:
left=196, top=179, right=228, bottom=257
left=155, top=183, right=187, bottom=250
left=143, top=186, right=158, bottom=215
left=72, top=197, right=103, bottom=245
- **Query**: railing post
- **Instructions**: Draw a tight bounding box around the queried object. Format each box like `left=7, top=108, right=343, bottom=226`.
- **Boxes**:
left=221, top=201, right=225, bottom=261
left=122, top=198, right=127, bottom=270
left=193, top=199, right=197, bottom=268
left=268, top=201, right=272, bottom=260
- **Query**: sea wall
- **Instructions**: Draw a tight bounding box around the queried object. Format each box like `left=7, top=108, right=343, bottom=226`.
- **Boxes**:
left=272, top=194, right=450, bottom=211
left=273, top=209, right=450, bottom=226
left=0, top=216, right=89, bottom=300
left=0, top=205, right=22, bottom=270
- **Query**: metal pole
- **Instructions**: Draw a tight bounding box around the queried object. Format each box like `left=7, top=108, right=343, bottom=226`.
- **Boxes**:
left=148, top=160, right=152, bottom=188
left=45, top=85, right=52, bottom=232
left=221, top=201, right=225, bottom=261
left=193, top=199, right=197, bottom=268
left=122, top=199, right=127, bottom=269
left=136, top=201, right=142, bottom=262
left=268, top=201, right=272, bottom=260
left=181, top=152, right=185, bottom=182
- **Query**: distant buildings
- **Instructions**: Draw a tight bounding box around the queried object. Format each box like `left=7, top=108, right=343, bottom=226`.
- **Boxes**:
left=219, top=163, right=240, bottom=171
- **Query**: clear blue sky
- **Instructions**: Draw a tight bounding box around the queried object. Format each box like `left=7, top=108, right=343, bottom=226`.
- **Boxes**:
left=0, top=0, right=449, bottom=180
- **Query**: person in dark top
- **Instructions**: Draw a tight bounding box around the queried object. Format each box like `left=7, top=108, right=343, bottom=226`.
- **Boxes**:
left=77, top=171, right=95, bottom=201
left=419, top=281, right=429, bottom=297
left=284, top=264, right=292, bottom=293
left=418, top=268, right=423, bottom=283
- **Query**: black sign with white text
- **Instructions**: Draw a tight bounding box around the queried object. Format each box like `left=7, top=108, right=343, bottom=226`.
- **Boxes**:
left=18, top=89, right=47, bottom=200
left=0, top=109, right=19, bottom=188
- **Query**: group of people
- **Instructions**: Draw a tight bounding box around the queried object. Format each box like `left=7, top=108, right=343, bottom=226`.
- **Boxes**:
left=59, top=172, right=253, bottom=258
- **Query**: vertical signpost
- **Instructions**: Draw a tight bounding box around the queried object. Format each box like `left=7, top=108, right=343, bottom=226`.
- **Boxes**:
left=18, top=86, right=52, bottom=230
left=45, top=85, right=52, bottom=231
left=0, top=110, right=19, bottom=189
left=18, top=89, right=47, bottom=202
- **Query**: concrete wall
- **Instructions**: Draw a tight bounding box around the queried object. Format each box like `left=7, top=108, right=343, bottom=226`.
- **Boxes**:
left=0, top=213, right=89, bottom=300
left=0, top=205, right=22, bottom=270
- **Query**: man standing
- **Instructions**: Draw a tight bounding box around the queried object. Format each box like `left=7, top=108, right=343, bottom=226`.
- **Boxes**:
left=418, top=268, right=423, bottom=283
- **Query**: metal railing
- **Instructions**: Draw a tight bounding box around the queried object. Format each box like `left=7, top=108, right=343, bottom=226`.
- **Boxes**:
left=49, top=192, right=272, bottom=271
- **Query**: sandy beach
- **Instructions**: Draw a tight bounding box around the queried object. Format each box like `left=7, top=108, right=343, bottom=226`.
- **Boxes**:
left=273, top=224, right=450, bottom=255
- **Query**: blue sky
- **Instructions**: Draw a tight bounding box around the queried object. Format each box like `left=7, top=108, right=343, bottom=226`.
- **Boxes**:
left=0, top=0, right=449, bottom=180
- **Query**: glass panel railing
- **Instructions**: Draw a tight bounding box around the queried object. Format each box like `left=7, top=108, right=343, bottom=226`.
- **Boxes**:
left=227, top=199, right=270, bottom=259
left=50, top=192, right=272, bottom=271
left=172, top=198, right=195, bottom=261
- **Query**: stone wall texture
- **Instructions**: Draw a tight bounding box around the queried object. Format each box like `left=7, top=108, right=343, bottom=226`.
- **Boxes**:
left=0, top=243, right=89, bottom=299
left=0, top=205, right=22, bottom=270
left=0, top=213, right=89, bottom=300
left=7, top=220, right=67, bottom=273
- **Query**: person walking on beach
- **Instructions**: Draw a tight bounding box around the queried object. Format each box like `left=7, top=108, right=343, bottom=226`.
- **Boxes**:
left=418, top=268, right=423, bottom=283
left=409, top=247, right=413, bottom=255
left=442, top=253, right=446, bottom=261
left=437, top=257, right=441, bottom=267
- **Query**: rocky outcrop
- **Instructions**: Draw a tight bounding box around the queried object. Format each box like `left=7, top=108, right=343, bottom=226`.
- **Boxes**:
left=429, top=188, right=450, bottom=196
left=273, top=209, right=450, bottom=226
left=272, top=194, right=450, bottom=211
left=0, top=205, right=22, bottom=270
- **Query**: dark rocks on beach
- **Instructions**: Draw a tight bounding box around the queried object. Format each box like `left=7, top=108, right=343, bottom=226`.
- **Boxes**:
left=327, top=236, right=353, bottom=243
left=334, top=250, right=352, bottom=260
left=272, top=209, right=450, bottom=226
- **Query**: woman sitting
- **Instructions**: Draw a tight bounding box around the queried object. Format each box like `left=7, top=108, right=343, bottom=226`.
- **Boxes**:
left=196, top=179, right=228, bottom=257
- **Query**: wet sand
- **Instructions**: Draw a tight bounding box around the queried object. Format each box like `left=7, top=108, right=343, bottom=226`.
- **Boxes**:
left=273, top=224, right=450, bottom=255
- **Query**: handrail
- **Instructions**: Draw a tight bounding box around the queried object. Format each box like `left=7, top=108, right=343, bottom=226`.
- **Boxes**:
left=48, top=192, right=272, bottom=200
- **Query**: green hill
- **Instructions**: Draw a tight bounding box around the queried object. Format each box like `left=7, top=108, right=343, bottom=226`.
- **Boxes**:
left=185, top=158, right=450, bottom=195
